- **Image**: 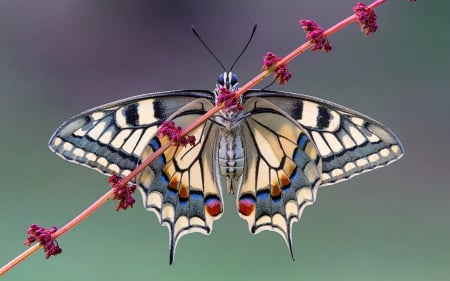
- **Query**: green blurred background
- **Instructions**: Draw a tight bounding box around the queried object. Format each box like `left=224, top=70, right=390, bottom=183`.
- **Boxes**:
left=1, top=1, right=449, bottom=280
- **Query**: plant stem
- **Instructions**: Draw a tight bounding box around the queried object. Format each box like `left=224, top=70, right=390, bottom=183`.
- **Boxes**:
left=0, top=244, right=41, bottom=276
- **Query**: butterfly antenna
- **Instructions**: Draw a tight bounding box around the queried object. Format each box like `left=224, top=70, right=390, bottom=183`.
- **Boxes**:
left=230, top=22, right=257, bottom=71
left=191, top=25, right=226, bottom=71
left=261, top=79, right=276, bottom=90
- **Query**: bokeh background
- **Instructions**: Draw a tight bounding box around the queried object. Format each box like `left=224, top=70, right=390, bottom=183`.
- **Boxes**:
left=1, top=1, right=449, bottom=280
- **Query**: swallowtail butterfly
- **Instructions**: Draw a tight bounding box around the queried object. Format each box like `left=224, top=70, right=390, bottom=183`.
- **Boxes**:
left=49, top=72, right=403, bottom=263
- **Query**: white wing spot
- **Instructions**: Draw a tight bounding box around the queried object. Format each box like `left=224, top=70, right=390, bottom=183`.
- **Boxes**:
left=73, top=127, right=88, bottom=137
left=366, top=132, right=381, bottom=143
left=344, top=162, right=357, bottom=174
left=348, top=125, right=366, bottom=145
left=368, top=153, right=380, bottom=163
left=190, top=217, right=206, bottom=227
left=256, top=216, right=271, bottom=226
left=133, top=127, right=158, bottom=156
left=139, top=167, right=155, bottom=188
left=123, top=129, right=143, bottom=155
left=120, top=169, right=131, bottom=178
left=174, top=216, right=189, bottom=237
left=162, top=205, right=175, bottom=222
left=285, top=201, right=298, bottom=217
left=96, top=157, right=108, bottom=167
left=111, top=129, right=132, bottom=150
left=107, top=163, right=121, bottom=174
left=327, top=110, right=341, bottom=132
left=72, top=148, right=85, bottom=158
left=341, top=134, right=356, bottom=149
left=298, top=101, right=319, bottom=127
left=321, top=173, right=331, bottom=183
left=136, top=100, right=159, bottom=125
left=331, top=168, right=344, bottom=178
left=85, top=153, right=96, bottom=162
left=148, top=191, right=163, bottom=209
left=53, top=137, right=62, bottom=147
left=62, top=142, right=74, bottom=152
left=115, top=108, right=128, bottom=128
left=88, top=120, right=108, bottom=140
left=380, top=148, right=391, bottom=158
left=99, top=128, right=115, bottom=145
left=311, top=131, right=332, bottom=157
left=91, top=112, right=106, bottom=121
left=296, top=186, right=313, bottom=203
left=391, top=145, right=401, bottom=155
left=355, top=158, right=369, bottom=168
left=272, top=213, right=288, bottom=234
left=323, top=132, right=344, bottom=153
left=350, top=116, right=365, bottom=126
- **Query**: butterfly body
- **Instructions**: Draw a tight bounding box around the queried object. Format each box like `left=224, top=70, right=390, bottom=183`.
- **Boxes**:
left=49, top=72, right=403, bottom=263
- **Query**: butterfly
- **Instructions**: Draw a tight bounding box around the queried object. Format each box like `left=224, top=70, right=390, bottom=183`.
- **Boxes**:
left=49, top=71, right=403, bottom=263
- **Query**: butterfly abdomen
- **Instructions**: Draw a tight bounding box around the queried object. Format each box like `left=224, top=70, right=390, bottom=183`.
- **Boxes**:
left=218, top=128, right=244, bottom=194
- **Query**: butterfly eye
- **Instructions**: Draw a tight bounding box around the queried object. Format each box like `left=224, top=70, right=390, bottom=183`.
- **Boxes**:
left=230, top=73, right=238, bottom=86
left=218, top=74, right=225, bottom=86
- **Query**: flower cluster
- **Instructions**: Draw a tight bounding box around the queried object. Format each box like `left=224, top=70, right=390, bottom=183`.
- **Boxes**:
left=262, top=52, right=292, bottom=85
left=158, top=121, right=196, bottom=147
left=299, top=19, right=332, bottom=52
left=24, top=224, right=62, bottom=259
left=108, top=175, right=136, bottom=211
left=353, top=2, right=378, bottom=36
left=217, top=87, right=243, bottom=112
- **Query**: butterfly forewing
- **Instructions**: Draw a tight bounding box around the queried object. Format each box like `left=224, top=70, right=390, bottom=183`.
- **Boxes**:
left=245, top=90, right=404, bottom=185
left=49, top=91, right=214, bottom=177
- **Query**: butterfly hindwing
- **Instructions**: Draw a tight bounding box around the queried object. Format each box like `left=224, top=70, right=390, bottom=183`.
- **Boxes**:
left=49, top=91, right=214, bottom=177
left=135, top=98, right=223, bottom=264
left=245, top=90, right=404, bottom=185
left=238, top=97, right=322, bottom=255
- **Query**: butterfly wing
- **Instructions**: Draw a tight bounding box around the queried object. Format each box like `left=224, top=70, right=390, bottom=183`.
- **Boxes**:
left=49, top=90, right=213, bottom=177
left=245, top=90, right=404, bottom=186
left=49, top=91, right=223, bottom=263
left=135, top=98, right=223, bottom=264
left=238, top=97, right=322, bottom=256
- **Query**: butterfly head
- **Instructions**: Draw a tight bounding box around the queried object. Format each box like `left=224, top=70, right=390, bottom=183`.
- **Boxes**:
left=217, top=72, right=238, bottom=91
left=214, top=71, right=244, bottom=128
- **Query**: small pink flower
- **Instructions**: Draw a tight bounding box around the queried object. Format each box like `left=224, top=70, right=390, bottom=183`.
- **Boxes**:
left=158, top=121, right=196, bottom=147
left=299, top=19, right=332, bottom=52
left=217, top=87, right=243, bottom=112
left=108, top=175, right=136, bottom=211
left=353, top=2, right=378, bottom=36
left=24, top=224, right=62, bottom=259
left=262, top=52, right=292, bottom=85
